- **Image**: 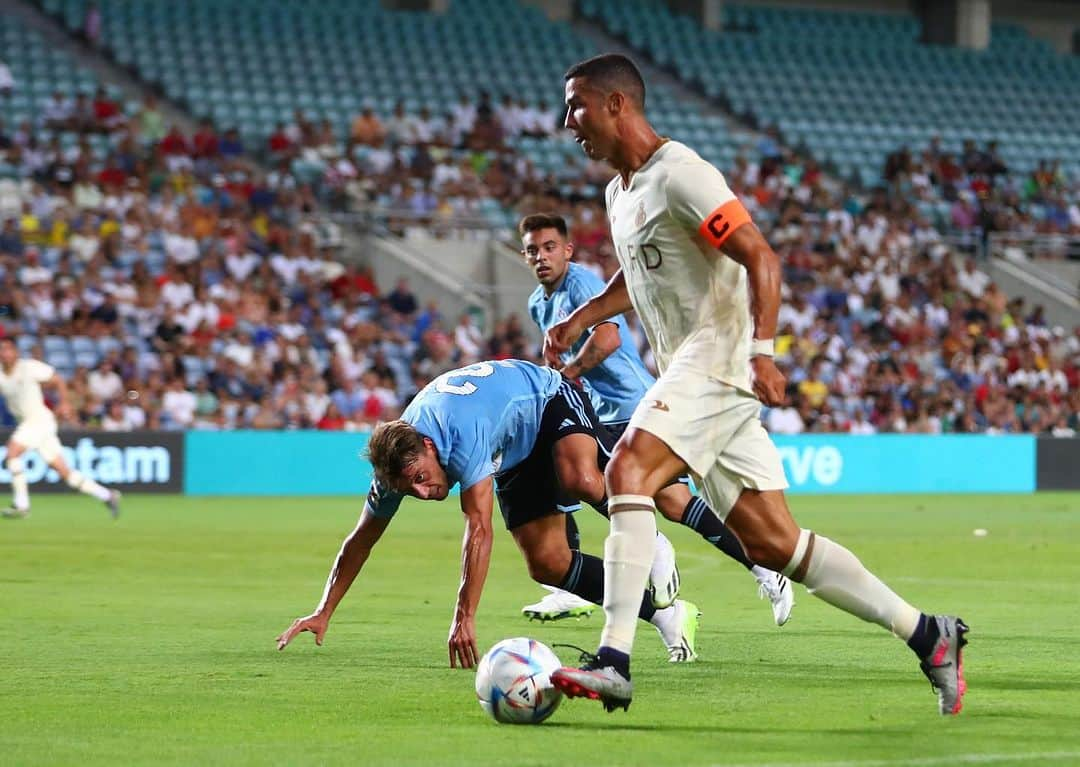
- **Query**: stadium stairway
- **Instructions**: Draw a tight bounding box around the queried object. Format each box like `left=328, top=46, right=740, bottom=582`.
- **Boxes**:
left=983, top=256, right=1080, bottom=328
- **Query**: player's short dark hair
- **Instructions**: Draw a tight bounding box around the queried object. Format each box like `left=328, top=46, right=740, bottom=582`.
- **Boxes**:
left=0, top=336, right=16, bottom=347
left=518, top=213, right=568, bottom=239
left=564, top=53, right=646, bottom=110
left=366, top=420, right=425, bottom=485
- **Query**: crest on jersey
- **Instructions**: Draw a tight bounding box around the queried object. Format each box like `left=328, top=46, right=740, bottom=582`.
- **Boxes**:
left=635, top=201, right=646, bottom=228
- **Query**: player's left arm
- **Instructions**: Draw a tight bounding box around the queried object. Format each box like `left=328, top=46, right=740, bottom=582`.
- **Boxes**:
left=544, top=270, right=631, bottom=367
left=559, top=322, right=620, bottom=380
left=712, top=224, right=787, bottom=406
left=448, top=475, right=495, bottom=670
left=667, top=163, right=786, bottom=405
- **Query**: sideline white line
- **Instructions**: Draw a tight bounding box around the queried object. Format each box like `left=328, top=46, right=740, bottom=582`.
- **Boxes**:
left=709, top=751, right=1080, bottom=767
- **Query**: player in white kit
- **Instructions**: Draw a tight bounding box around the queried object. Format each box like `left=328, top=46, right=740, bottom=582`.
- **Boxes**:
left=545, top=55, right=968, bottom=716
left=0, top=337, right=121, bottom=519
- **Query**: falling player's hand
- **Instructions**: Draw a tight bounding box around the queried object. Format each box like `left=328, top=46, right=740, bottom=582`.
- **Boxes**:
left=276, top=612, right=329, bottom=650
left=751, top=356, right=787, bottom=407
left=447, top=613, right=479, bottom=669
left=543, top=318, right=582, bottom=369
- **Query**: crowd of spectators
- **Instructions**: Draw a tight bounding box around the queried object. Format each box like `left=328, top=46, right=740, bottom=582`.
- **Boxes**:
left=254, top=91, right=563, bottom=224
left=0, top=85, right=1077, bottom=435
left=0, top=89, right=535, bottom=432
left=882, top=137, right=1080, bottom=240
left=515, top=145, right=1079, bottom=436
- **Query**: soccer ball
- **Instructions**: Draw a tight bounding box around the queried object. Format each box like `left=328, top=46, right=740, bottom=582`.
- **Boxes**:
left=474, top=637, right=564, bottom=724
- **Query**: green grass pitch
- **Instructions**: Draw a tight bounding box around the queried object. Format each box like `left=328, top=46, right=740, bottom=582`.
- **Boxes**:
left=2, top=493, right=1080, bottom=766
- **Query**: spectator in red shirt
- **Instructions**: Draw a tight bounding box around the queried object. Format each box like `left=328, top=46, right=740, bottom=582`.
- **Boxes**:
left=316, top=402, right=347, bottom=430
left=92, top=87, right=124, bottom=132
left=159, top=126, right=193, bottom=172
left=192, top=119, right=220, bottom=159
left=267, top=122, right=293, bottom=158
left=96, top=157, right=127, bottom=188
left=330, top=263, right=378, bottom=300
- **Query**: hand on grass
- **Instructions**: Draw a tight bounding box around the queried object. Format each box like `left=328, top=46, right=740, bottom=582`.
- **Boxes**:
left=276, top=613, right=329, bottom=651
left=448, top=613, right=478, bottom=669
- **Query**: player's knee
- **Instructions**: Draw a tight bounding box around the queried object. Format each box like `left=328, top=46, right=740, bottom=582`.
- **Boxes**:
left=740, top=528, right=798, bottom=570
left=7, top=455, right=24, bottom=473
left=523, top=544, right=571, bottom=586
left=654, top=487, right=688, bottom=522
left=558, top=463, right=605, bottom=505
left=604, top=443, right=648, bottom=496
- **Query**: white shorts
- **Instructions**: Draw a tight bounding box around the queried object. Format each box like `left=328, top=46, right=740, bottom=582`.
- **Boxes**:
left=11, top=417, right=63, bottom=462
left=628, top=363, right=788, bottom=518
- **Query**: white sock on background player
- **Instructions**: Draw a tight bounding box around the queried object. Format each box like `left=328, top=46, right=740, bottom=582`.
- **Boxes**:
left=65, top=470, right=113, bottom=503
left=8, top=455, right=30, bottom=510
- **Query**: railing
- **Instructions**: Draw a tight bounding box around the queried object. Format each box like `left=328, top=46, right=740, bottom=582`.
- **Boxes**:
left=987, top=232, right=1080, bottom=262
left=986, top=231, right=1080, bottom=305
left=333, top=207, right=508, bottom=238
left=332, top=209, right=539, bottom=336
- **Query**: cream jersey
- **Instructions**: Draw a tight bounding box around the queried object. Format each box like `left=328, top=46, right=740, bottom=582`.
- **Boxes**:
left=606, top=140, right=754, bottom=393
left=0, top=358, right=57, bottom=422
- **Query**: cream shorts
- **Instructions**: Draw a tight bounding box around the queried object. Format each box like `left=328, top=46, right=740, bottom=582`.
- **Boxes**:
left=11, top=417, right=63, bottom=463
left=627, top=364, right=788, bottom=518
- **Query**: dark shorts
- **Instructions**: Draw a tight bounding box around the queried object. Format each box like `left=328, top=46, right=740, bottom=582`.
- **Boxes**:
left=604, top=420, right=693, bottom=488
left=494, top=378, right=617, bottom=530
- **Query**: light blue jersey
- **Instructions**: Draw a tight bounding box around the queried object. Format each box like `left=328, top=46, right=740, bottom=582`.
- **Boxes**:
left=527, top=262, right=655, bottom=424
left=364, top=360, right=562, bottom=519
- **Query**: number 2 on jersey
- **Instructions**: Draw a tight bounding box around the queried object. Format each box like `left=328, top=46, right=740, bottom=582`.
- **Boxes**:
left=434, top=363, right=495, bottom=395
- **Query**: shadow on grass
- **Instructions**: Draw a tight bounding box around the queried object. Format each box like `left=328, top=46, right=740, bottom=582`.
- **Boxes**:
left=538, top=721, right=925, bottom=736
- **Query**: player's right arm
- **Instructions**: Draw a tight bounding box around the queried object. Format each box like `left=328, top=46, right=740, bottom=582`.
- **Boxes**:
left=45, top=373, right=74, bottom=423
left=447, top=476, right=495, bottom=670
left=544, top=270, right=632, bottom=367
left=276, top=491, right=395, bottom=650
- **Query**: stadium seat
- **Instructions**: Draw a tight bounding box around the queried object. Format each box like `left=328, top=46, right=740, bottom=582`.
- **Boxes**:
left=580, top=0, right=1080, bottom=180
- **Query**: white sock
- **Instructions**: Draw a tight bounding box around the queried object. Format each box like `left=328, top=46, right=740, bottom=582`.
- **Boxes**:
left=787, top=529, right=921, bottom=640
left=9, top=456, right=29, bottom=510
left=599, top=496, right=657, bottom=655
left=65, top=470, right=113, bottom=503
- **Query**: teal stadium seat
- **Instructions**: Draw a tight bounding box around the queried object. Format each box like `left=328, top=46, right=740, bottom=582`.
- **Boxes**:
left=580, top=0, right=1078, bottom=184
left=36, top=0, right=737, bottom=186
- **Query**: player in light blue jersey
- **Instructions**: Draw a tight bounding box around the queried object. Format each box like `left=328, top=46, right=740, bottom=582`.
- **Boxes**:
left=520, top=213, right=793, bottom=626
left=276, top=359, right=700, bottom=666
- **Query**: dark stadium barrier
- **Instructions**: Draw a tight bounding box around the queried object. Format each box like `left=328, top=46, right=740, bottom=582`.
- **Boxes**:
left=1035, top=437, right=1080, bottom=491
left=0, top=430, right=184, bottom=493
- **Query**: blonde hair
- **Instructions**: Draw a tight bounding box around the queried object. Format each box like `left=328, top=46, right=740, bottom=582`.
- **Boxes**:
left=366, top=420, right=425, bottom=485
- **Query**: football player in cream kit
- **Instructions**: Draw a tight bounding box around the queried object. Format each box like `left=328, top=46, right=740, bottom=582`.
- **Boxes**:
left=545, top=54, right=968, bottom=716
left=0, top=337, right=121, bottom=519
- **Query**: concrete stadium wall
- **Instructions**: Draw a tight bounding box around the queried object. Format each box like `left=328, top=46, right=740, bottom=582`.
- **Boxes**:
left=5, top=431, right=1074, bottom=496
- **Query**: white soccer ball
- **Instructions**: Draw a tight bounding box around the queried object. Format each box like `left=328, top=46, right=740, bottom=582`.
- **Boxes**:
left=474, top=637, right=564, bottom=724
